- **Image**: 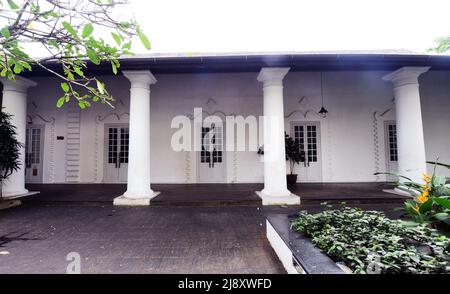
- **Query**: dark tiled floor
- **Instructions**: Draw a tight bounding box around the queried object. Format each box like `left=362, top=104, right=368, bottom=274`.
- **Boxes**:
left=24, top=182, right=406, bottom=206
left=0, top=183, right=407, bottom=273
left=0, top=200, right=405, bottom=274
left=0, top=204, right=284, bottom=274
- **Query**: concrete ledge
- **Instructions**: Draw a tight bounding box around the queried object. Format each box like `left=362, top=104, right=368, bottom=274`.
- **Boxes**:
left=0, top=199, right=22, bottom=210
left=113, top=192, right=160, bottom=206
left=255, top=191, right=300, bottom=206
left=267, top=219, right=302, bottom=274
left=266, top=214, right=346, bottom=274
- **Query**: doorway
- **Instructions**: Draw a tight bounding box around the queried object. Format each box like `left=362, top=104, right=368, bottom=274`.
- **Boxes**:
left=384, top=121, right=398, bottom=182
left=104, top=124, right=129, bottom=183
left=25, top=125, right=44, bottom=183
left=291, top=121, right=322, bottom=182
left=197, top=122, right=226, bottom=183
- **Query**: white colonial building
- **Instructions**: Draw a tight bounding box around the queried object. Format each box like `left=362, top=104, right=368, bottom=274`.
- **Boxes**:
left=1, top=52, right=450, bottom=205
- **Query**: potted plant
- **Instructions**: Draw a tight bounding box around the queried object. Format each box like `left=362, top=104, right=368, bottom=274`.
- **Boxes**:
left=0, top=109, right=23, bottom=201
left=285, top=133, right=302, bottom=185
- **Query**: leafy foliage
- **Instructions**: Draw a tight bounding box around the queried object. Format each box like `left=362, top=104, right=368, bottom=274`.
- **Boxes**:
left=256, top=133, right=303, bottom=175
left=0, top=0, right=150, bottom=108
left=376, top=161, right=450, bottom=230
left=0, top=110, right=23, bottom=185
left=428, top=36, right=450, bottom=53
left=285, top=132, right=302, bottom=175
left=291, top=206, right=450, bottom=274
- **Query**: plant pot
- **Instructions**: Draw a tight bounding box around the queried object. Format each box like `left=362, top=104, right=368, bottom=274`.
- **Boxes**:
left=287, top=174, right=298, bottom=185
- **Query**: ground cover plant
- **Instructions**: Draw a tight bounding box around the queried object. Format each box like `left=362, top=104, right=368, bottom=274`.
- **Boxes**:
left=291, top=206, right=450, bottom=274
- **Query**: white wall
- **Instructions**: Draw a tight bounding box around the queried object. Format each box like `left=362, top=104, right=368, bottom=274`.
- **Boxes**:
left=25, top=69, right=450, bottom=184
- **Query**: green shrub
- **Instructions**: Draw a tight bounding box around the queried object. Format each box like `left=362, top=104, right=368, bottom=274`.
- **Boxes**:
left=291, top=207, right=450, bottom=274
left=375, top=161, right=450, bottom=230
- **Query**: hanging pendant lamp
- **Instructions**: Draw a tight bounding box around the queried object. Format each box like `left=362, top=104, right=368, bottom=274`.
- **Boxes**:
left=318, top=72, right=328, bottom=118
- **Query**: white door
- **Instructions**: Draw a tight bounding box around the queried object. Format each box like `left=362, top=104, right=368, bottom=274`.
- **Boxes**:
left=291, top=122, right=322, bottom=182
left=198, top=123, right=226, bottom=183
left=104, top=125, right=129, bottom=183
left=384, top=121, right=398, bottom=182
left=25, top=125, right=44, bottom=183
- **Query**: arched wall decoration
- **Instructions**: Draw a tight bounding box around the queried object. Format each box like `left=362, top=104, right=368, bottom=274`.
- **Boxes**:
left=284, top=109, right=325, bottom=119
left=284, top=96, right=324, bottom=119
left=205, top=98, right=217, bottom=106
left=186, top=109, right=236, bottom=121
left=26, top=113, right=56, bottom=183
left=97, top=112, right=130, bottom=122
left=372, top=106, right=393, bottom=182
left=94, top=111, right=130, bottom=182
left=185, top=97, right=237, bottom=120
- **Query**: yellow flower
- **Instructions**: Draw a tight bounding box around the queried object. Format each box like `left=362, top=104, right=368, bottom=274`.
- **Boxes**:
left=417, top=193, right=428, bottom=204
left=422, top=173, right=431, bottom=184
left=413, top=204, right=420, bottom=213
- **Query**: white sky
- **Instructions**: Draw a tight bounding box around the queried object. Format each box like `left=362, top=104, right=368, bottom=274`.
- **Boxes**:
left=126, top=0, right=450, bottom=54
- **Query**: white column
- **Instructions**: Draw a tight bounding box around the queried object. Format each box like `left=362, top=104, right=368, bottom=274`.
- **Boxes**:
left=113, top=70, right=159, bottom=206
left=382, top=67, right=430, bottom=184
left=256, top=68, right=300, bottom=205
left=1, top=77, right=37, bottom=198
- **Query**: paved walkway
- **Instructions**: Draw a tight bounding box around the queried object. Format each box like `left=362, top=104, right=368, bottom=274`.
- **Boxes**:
left=0, top=183, right=406, bottom=274
left=0, top=204, right=285, bottom=273
left=0, top=202, right=404, bottom=274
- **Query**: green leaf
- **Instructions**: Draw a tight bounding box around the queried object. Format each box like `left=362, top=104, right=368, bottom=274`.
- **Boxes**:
left=73, top=66, right=84, bottom=77
left=111, top=61, right=117, bottom=75
left=78, top=101, right=86, bottom=109
left=13, top=63, right=23, bottom=74
left=427, top=161, right=450, bottom=169
left=433, top=197, right=450, bottom=210
left=111, top=32, right=122, bottom=46
left=82, top=23, right=94, bottom=38
left=433, top=212, right=450, bottom=222
left=61, top=82, right=70, bottom=93
left=419, top=199, right=433, bottom=214
left=44, top=11, right=58, bottom=18
left=1, top=27, right=11, bottom=38
left=86, top=49, right=100, bottom=65
left=48, top=39, right=59, bottom=48
left=96, top=80, right=105, bottom=94
left=62, top=21, right=78, bottom=38
left=137, top=28, right=151, bottom=49
left=7, top=0, right=19, bottom=9
left=56, top=96, right=66, bottom=108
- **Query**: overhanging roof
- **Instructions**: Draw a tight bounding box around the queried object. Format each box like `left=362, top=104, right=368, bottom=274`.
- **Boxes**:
left=24, top=50, right=450, bottom=76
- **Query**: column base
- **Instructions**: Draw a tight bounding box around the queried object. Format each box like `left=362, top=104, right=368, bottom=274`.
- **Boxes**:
left=2, top=188, right=28, bottom=198
left=2, top=190, right=39, bottom=199
left=113, top=191, right=160, bottom=206
left=256, top=191, right=301, bottom=206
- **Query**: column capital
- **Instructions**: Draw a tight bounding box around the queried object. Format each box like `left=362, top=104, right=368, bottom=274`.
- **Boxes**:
left=382, top=66, right=430, bottom=88
left=1, top=76, right=37, bottom=93
left=123, top=70, right=157, bottom=90
left=257, top=67, right=290, bottom=87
